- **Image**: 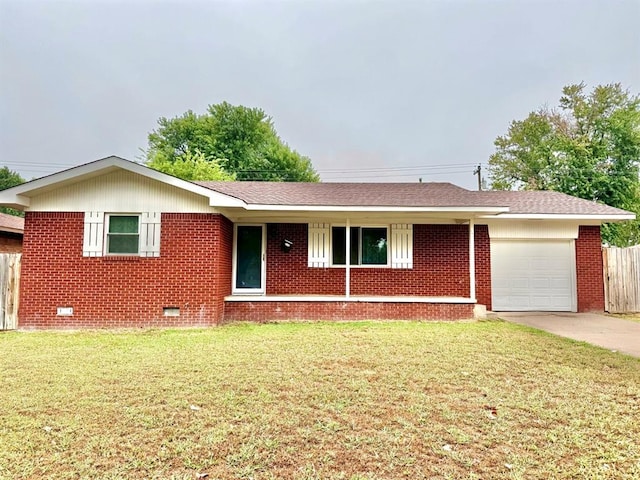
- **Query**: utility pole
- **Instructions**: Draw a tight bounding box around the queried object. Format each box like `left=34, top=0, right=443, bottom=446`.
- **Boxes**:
left=473, top=164, right=482, bottom=191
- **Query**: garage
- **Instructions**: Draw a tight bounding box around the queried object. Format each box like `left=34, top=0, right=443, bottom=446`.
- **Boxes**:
left=491, top=239, right=576, bottom=311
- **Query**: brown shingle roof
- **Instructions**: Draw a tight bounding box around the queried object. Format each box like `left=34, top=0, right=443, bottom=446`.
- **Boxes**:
left=198, top=182, right=502, bottom=208
left=478, top=190, right=631, bottom=215
left=0, top=213, right=24, bottom=233
left=197, top=181, right=631, bottom=216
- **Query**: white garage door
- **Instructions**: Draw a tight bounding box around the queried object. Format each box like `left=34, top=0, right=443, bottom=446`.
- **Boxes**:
left=491, top=240, right=576, bottom=311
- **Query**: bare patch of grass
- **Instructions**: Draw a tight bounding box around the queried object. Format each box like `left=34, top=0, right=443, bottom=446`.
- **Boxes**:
left=1, top=321, right=639, bottom=479
left=608, top=313, right=640, bottom=323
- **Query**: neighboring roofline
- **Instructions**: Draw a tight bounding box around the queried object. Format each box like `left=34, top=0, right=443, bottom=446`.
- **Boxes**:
left=0, top=226, right=23, bottom=234
left=0, top=156, right=246, bottom=209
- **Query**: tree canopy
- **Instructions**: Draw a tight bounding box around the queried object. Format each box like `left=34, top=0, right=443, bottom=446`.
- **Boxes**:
left=488, top=83, right=640, bottom=246
left=0, top=166, right=25, bottom=217
left=146, top=148, right=235, bottom=182
left=145, top=102, right=319, bottom=182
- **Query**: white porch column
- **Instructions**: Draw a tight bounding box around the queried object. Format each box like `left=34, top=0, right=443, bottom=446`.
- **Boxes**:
left=345, top=218, right=351, bottom=298
left=469, top=218, right=476, bottom=300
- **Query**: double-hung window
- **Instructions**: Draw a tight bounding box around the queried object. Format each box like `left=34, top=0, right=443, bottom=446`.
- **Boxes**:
left=83, top=211, right=161, bottom=257
left=106, top=215, right=140, bottom=254
left=332, top=226, right=388, bottom=266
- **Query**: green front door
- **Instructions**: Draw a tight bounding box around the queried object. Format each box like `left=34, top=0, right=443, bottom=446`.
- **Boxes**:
left=234, top=225, right=265, bottom=293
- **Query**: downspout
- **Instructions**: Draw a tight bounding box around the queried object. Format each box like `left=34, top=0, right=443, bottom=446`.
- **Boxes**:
left=345, top=218, right=351, bottom=299
left=469, top=218, right=476, bottom=301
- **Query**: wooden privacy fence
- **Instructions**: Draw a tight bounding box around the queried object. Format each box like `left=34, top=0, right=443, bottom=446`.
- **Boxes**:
left=603, top=245, right=640, bottom=313
left=0, top=253, right=21, bottom=330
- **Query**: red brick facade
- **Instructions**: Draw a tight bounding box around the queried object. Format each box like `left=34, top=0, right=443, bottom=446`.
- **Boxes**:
left=266, top=223, right=482, bottom=298
left=474, top=225, right=492, bottom=310
left=16, top=214, right=604, bottom=328
left=19, top=212, right=232, bottom=328
left=575, top=225, right=605, bottom=312
left=0, top=232, right=22, bottom=253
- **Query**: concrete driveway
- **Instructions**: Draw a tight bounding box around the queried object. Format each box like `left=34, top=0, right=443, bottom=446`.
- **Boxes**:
left=498, top=312, right=640, bottom=358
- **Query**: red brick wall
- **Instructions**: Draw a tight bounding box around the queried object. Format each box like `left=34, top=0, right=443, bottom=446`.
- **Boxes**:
left=474, top=225, right=492, bottom=310
left=265, top=223, right=475, bottom=297
left=266, top=223, right=345, bottom=295
left=575, top=225, right=604, bottom=312
left=0, top=232, right=22, bottom=253
left=19, top=212, right=232, bottom=328
left=224, top=301, right=474, bottom=322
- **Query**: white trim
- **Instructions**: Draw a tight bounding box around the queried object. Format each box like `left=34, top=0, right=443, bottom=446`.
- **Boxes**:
left=345, top=219, right=351, bottom=298
left=104, top=213, right=141, bottom=256
left=245, top=204, right=509, bottom=214
left=232, top=224, right=266, bottom=295
left=225, top=295, right=476, bottom=304
left=469, top=219, right=475, bottom=301
left=480, top=213, right=635, bottom=221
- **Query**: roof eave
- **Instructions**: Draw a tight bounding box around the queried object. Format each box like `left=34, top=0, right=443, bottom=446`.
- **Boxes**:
left=479, top=213, right=636, bottom=221
left=240, top=205, right=511, bottom=214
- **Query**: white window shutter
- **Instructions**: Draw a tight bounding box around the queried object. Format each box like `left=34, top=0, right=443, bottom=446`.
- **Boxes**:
left=308, top=223, right=330, bottom=267
left=83, top=211, right=104, bottom=257
left=391, top=224, right=413, bottom=269
left=140, top=212, right=161, bottom=257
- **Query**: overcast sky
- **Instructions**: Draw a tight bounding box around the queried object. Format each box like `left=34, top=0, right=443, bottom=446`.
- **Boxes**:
left=1, top=0, right=638, bottom=189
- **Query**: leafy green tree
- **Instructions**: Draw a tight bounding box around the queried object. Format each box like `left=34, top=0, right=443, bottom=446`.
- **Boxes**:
left=489, top=83, right=640, bottom=246
left=145, top=102, right=319, bottom=182
left=147, top=148, right=235, bottom=181
left=0, top=166, right=25, bottom=217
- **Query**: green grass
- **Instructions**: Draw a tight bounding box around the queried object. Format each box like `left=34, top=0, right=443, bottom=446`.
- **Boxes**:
left=1, top=321, right=639, bottom=479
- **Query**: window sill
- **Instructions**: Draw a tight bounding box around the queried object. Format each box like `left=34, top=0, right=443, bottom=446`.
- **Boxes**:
left=103, top=255, right=141, bottom=262
left=330, top=264, right=391, bottom=269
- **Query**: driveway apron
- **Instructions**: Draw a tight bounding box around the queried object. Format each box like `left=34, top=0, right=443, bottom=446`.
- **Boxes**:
left=498, top=312, right=640, bottom=358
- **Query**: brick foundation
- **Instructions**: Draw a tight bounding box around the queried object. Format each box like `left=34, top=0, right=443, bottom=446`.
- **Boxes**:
left=223, top=301, right=474, bottom=322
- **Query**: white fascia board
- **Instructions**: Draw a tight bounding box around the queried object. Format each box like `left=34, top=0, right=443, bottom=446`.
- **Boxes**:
left=0, top=192, right=30, bottom=208
left=479, top=213, right=636, bottom=221
left=243, top=205, right=510, bottom=214
left=0, top=156, right=245, bottom=208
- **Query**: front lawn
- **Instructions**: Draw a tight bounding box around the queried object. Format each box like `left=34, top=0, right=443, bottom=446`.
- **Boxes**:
left=1, top=321, right=639, bottom=479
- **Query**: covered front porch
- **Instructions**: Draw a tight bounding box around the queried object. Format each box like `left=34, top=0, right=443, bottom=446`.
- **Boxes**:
left=218, top=207, right=496, bottom=321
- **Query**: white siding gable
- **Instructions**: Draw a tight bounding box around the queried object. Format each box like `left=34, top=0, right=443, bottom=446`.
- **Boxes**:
left=29, top=170, right=211, bottom=213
